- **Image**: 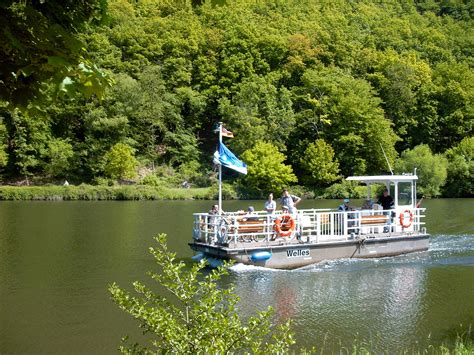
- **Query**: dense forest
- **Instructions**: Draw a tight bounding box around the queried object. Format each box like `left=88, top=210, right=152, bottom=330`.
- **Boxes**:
left=0, top=0, right=472, bottom=197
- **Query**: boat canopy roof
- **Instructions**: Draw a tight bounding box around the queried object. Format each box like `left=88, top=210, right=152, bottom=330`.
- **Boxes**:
left=346, top=175, right=418, bottom=184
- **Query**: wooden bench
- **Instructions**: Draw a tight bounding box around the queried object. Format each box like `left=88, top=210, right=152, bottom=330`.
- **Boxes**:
left=320, top=214, right=330, bottom=224
left=361, top=214, right=388, bottom=225
left=236, top=218, right=266, bottom=234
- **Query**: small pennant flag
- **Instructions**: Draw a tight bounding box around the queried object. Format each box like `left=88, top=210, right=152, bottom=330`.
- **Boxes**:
left=213, top=142, right=247, bottom=174
left=221, top=126, right=234, bottom=138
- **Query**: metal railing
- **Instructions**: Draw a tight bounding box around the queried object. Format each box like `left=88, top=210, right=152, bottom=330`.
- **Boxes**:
left=192, top=208, right=427, bottom=246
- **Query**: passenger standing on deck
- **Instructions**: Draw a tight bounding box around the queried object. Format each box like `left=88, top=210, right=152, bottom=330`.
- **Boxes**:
left=378, top=189, right=394, bottom=210
left=264, top=193, right=276, bottom=235
left=378, top=189, right=394, bottom=233
left=209, top=204, right=219, bottom=215
left=208, top=204, right=219, bottom=226
left=264, top=193, right=276, bottom=215
left=338, top=198, right=355, bottom=230
left=281, top=189, right=301, bottom=214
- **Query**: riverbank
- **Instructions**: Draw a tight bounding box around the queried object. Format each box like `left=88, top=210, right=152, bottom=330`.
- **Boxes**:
left=0, top=185, right=213, bottom=200
left=2, top=181, right=451, bottom=201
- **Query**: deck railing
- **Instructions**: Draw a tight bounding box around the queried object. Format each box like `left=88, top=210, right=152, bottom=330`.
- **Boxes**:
left=192, top=208, right=426, bottom=246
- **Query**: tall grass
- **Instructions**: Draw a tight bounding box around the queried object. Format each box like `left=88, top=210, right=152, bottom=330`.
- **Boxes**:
left=302, top=327, right=473, bottom=354
left=0, top=185, right=213, bottom=201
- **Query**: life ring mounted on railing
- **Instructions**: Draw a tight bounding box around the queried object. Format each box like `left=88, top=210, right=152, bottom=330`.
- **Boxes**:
left=274, top=214, right=296, bottom=237
left=399, top=210, right=413, bottom=228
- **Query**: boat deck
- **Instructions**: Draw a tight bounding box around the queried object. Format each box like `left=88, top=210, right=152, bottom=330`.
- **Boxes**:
left=200, top=231, right=420, bottom=250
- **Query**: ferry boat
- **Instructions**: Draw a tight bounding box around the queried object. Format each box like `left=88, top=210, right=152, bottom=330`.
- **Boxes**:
left=189, top=174, right=429, bottom=269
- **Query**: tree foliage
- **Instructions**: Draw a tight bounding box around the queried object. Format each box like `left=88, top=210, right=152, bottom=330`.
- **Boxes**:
left=104, top=143, right=138, bottom=180
left=43, top=138, right=74, bottom=178
left=0, top=0, right=111, bottom=112
left=443, top=137, right=474, bottom=197
left=300, top=139, right=340, bottom=187
left=0, top=0, right=472, bottom=196
left=241, top=141, right=297, bottom=194
left=395, top=144, right=448, bottom=197
left=291, top=66, right=398, bottom=176
left=109, top=234, right=294, bottom=353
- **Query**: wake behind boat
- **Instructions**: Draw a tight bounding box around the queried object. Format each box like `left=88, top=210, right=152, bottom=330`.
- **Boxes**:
left=190, top=175, right=429, bottom=269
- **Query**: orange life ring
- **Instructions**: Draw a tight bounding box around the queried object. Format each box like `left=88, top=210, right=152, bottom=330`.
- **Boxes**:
left=274, top=214, right=296, bottom=237
left=399, top=210, right=413, bottom=228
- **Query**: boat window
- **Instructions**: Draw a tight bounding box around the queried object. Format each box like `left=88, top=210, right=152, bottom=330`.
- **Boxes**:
left=398, top=182, right=412, bottom=206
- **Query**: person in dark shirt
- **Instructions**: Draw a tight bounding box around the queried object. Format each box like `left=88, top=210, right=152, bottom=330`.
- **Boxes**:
left=378, top=189, right=394, bottom=210
left=338, top=198, right=353, bottom=211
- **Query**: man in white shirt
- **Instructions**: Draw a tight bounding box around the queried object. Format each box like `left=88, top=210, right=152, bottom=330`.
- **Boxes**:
left=264, top=193, right=276, bottom=215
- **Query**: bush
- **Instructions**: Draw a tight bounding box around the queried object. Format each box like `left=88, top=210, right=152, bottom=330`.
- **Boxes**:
left=287, top=185, right=315, bottom=199
left=109, top=234, right=294, bottom=353
left=93, top=177, right=115, bottom=186
left=321, top=180, right=366, bottom=199
left=140, top=174, right=161, bottom=186
left=208, top=182, right=238, bottom=200
left=0, top=185, right=211, bottom=200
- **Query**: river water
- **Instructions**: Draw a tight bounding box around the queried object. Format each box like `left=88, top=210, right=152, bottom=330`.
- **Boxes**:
left=0, top=199, right=472, bottom=353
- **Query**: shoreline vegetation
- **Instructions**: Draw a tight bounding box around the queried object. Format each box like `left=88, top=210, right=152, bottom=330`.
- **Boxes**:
left=0, top=180, right=350, bottom=201
left=0, top=182, right=469, bottom=201
left=0, top=177, right=374, bottom=201
left=0, top=185, right=212, bottom=201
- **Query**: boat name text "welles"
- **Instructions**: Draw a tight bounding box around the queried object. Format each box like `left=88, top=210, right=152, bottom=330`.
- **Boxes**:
left=286, top=249, right=310, bottom=258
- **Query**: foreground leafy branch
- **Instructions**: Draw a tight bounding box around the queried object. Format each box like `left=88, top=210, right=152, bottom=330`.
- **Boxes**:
left=109, top=234, right=294, bottom=353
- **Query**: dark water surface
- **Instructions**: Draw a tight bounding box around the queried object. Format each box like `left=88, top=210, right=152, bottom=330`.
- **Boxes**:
left=0, top=199, right=473, bottom=353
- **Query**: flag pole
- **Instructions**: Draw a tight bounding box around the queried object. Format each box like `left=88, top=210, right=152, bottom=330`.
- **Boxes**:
left=218, top=122, right=222, bottom=216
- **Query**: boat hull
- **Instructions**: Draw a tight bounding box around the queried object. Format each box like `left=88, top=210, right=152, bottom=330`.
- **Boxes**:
left=189, top=234, right=430, bottom=269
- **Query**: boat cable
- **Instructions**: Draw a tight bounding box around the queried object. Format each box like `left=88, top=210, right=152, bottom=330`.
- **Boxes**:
left=350, top=237, right=367, bottom=259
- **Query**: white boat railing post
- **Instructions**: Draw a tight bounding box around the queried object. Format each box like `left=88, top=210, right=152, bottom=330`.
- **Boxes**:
left=343, top=211, right=348, bottom=237
left=330, top=213, right=334, bottom=237
left=315, top=211, right=320, bottom=242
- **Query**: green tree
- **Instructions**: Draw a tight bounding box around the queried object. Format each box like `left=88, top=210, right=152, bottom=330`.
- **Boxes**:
left=1, top=0, right=473, bottom=188
left=104, top=143, right=138, bottom=180
left=443, top=137, right=473, bottom=197
left=42, top=138, right=74, bottom=178
left=109, top=234, right=294, bottom=353
left=241, top=141, right=297, bottom=193
left=218, top=75, right=295, bottom=154
left=431, top=61, right=474, bottom=152
left=291, top=66, right=398, bottom=176
left=2, top=109, right=51, bottom=182
left=300, top=139, right=340, bottom=187
left=367, top=51, right=435, bottom=151
left=395, top=144, right=448, bottom=197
